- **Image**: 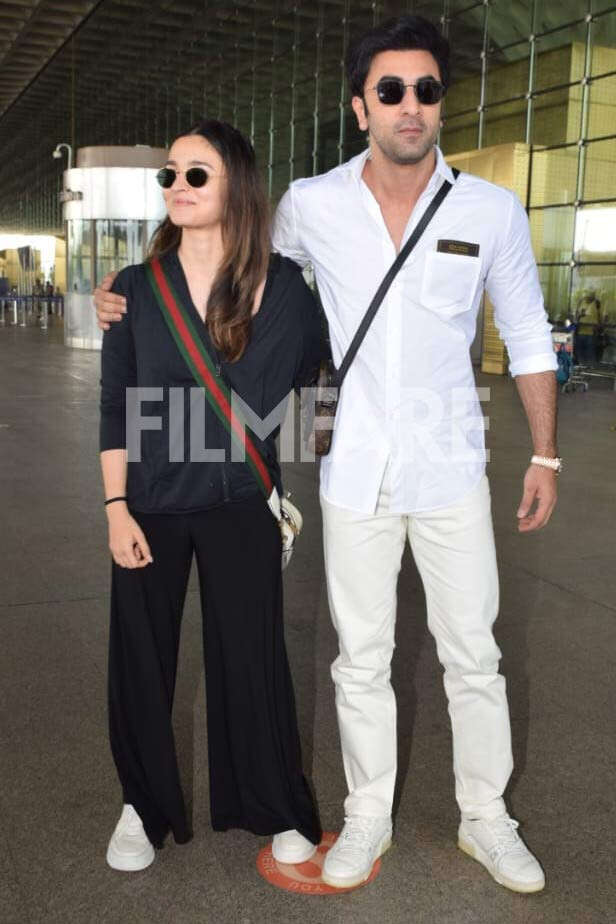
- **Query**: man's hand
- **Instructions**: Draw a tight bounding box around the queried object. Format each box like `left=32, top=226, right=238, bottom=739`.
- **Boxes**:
left=516, top=464, right=558, bottom=533
left=94, top=271, right=123, bottom=330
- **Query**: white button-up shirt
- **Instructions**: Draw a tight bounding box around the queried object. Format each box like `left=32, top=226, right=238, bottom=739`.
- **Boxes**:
left=272, top=146, right=557, bottom=514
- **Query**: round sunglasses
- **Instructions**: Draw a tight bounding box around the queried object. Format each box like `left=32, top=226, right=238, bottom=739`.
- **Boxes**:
left=369, top=77, right=446, bottom=106
left=156, top=166, right=209, bottom=189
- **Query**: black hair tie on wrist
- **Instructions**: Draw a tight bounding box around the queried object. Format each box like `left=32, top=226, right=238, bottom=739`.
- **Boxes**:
left=104, top=496, right=128, bottom=507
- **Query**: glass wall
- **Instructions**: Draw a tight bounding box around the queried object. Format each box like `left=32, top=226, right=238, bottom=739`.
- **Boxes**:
left=0, top=0, right=615, bottom=335
left=94, top=219, right=159, bottom=287
left=67, top=221, right=92, bottom=295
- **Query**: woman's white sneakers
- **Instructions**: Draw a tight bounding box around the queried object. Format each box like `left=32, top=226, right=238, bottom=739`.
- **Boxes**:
left=271, top=829, right=317, bottom=864
left=321, top=815, right=393, bottom=889
left=458, top=813, right=545, bottom=893
left=106, top=804, right=155, bottom=872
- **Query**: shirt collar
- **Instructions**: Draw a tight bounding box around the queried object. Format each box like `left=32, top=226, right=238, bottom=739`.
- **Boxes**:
left=348, top=143, right=455, bottom=187
left=433, top=144, right=455, bottom=183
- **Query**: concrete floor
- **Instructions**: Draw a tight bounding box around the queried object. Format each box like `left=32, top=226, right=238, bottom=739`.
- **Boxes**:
left=1, top=323, right=615, bottom=924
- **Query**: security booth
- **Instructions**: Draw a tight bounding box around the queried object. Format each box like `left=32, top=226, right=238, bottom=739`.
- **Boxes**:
left=61, top=145, right=167, bottom=349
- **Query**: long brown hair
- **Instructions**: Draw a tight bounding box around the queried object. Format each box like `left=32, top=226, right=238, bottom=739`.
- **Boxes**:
left=148, top=119, right=271, bottom=362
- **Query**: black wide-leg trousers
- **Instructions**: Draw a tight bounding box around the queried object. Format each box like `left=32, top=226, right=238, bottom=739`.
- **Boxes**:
left=108, top=494, right=322, bottom=849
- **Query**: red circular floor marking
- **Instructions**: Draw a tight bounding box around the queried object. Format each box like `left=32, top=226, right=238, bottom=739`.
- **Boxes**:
left=256, top=831, right=382, bottom=894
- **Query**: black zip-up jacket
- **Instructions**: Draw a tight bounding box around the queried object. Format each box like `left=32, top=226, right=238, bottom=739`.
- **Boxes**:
left=99, top=249, right=324, bottom=513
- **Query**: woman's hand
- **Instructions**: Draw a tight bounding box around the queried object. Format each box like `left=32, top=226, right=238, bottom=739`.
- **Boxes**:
left=107, top=504, right=153, bottom=568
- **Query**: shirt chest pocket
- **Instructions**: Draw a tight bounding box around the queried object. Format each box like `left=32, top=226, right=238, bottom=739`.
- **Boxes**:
left=419, top=250, right=482, bottom=318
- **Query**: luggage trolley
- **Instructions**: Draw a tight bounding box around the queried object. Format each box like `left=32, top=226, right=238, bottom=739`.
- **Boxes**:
left=552, top=329, right=587, bottom=393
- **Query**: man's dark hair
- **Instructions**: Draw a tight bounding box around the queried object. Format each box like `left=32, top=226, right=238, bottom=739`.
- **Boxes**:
left=346, top=15, right=450, bottom=98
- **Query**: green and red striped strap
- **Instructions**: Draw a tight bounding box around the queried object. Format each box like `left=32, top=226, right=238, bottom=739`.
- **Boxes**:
left=145, top=257, right=273, bottom=498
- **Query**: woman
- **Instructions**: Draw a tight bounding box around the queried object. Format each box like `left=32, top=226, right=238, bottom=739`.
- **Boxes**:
left=100, top=119, right=323, bottom=871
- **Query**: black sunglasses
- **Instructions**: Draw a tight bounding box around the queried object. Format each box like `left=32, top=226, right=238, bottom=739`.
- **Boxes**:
left=156, top=166, right=209, bottom=189
left=370, top=77, right=446, bottom=106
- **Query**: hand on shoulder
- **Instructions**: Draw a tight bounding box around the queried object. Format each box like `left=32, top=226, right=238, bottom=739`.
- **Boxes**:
left=94, top=270, right=125, bottom=331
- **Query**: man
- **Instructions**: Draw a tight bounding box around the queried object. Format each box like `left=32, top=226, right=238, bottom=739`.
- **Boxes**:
left=575, top=289, right=603, bottom=365
left=95, top=15, right=559, bottom=895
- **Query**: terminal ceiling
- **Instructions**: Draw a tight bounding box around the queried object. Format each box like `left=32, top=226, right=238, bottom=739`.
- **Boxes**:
left=1, top=1, right=608, bottom=117
left=0, top=0, right=614, bottom=232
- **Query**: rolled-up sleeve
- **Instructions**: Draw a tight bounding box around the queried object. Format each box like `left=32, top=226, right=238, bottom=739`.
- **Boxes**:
left=485, top=192, right=557, bottom=377
left=99, top=270, right=136, bottom=451
left=272, top=185, right=311, bottom=268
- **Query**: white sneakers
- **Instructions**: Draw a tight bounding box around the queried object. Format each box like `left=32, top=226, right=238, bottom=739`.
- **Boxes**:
left=106, top=803, right=544, bottom=895
left=458, top=813, right=545, bottom=893
left=319, top=811, right=544, bottom=894
left=106, top=812, right=317, bottom=871
left=106, top=804, right=155, bottom=872
left=322, top=815, right=392, bottom=888
left=106, top=812, right=318, bottom=871
left=272, top=829, right=317, bottom=864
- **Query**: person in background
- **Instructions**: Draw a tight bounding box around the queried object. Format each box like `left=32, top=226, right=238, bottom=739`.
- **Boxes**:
left=574, top=290, right=603, bottom=366
left=33, top=277, right=43, bottom=321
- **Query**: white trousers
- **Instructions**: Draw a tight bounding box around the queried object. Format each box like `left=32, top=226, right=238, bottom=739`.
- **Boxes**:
left=320, top=474, right=513, bottom=821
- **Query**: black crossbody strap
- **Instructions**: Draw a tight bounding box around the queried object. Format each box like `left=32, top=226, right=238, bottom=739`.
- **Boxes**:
left=336, top=167, right=460, bottom=387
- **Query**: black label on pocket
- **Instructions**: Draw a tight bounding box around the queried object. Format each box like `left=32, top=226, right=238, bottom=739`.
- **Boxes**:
left=437, top=239, right=480, bottom=257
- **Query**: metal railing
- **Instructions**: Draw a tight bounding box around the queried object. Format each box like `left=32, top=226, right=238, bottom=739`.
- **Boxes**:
left=0, top=295, right=64, bottom=329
